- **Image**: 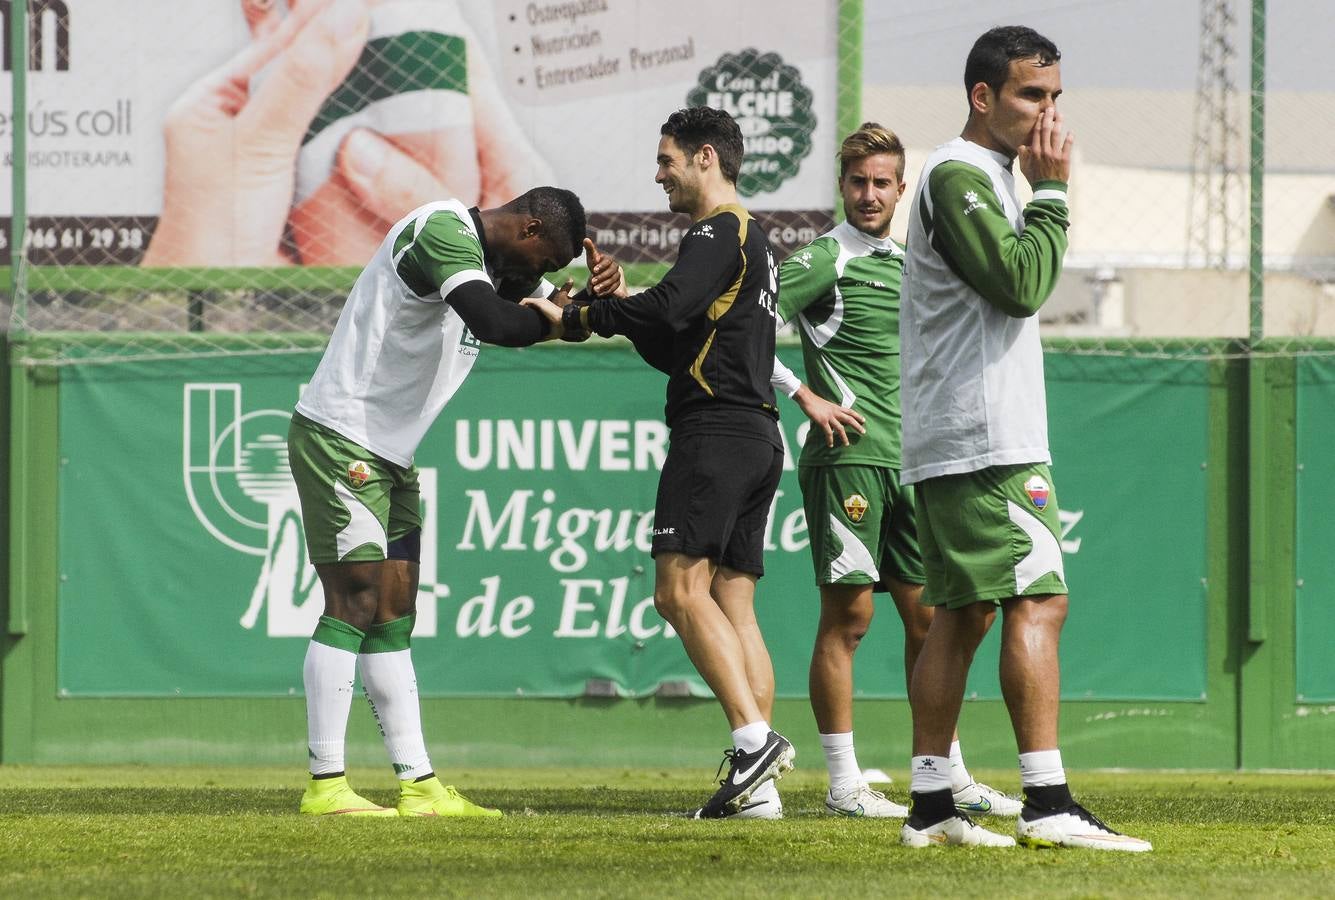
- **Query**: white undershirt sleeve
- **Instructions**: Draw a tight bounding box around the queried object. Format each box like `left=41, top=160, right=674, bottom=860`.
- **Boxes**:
left=771, top=354, right=802, bottom=398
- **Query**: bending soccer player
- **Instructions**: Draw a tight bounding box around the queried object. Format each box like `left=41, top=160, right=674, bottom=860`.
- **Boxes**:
left=897, top=26, right=1151, bottom=850
left=770, top=123, right=1020, bottom=820
left=525, top=107, right=794, bottom=819
left=288, top=187, right=623, bottom=817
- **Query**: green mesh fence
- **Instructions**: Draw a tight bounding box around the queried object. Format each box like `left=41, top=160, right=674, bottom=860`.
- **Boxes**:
left=2, top=0, right=855, bottom=364
left=860, top=0, right=1333, bottom=358
left=4, top=1, right=1332, bottom=363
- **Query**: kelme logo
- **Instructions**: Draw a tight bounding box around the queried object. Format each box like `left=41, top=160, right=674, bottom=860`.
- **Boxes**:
left=687, top=48, right=815, bottom=196
left=843, top=492, right=869, bottom=523
left=347, top=460, right=372, bottom=488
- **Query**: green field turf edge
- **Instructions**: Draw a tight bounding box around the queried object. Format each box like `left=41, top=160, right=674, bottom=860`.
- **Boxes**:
left=1, top=767, right=1332, bottom=899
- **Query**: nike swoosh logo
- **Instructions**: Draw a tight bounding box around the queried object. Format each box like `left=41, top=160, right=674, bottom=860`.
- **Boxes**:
left=961, top=797, right=992, bottom=812
left=731, top=752, right=770, bottom=785
left=830, top=804, right=866, bottom=818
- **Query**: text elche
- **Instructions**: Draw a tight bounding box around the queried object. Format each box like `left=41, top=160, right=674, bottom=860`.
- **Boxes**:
left=440, top=417, right=813, bottom=642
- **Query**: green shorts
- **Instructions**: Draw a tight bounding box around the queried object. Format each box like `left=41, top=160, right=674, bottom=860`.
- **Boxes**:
left=798, top=464, right=925, bottom=589
left=286, top=412, right=421, bottom=564
left=915, top=462, right=1068, bottom=609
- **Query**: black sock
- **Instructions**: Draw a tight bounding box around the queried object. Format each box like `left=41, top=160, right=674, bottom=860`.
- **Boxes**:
left=312, top=771, right=345, bottom=781
left=1023, top=782, right=1075, bottom=811
left=907, top=788, right=956, bottom=828
left=413, top=772, right=436, bottom=783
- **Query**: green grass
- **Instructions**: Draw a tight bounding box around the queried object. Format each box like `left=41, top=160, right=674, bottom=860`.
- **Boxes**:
left=2, top=767, right=1332, bottom=898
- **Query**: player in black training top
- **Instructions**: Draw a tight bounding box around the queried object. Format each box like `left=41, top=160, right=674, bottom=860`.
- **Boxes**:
left=525, top=107, right=794, bottom=820
left=583, top=188, right=781, bottom=437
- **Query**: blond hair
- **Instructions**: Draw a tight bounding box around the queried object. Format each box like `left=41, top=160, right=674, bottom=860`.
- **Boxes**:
left=839, top=122, right=905, bottom=181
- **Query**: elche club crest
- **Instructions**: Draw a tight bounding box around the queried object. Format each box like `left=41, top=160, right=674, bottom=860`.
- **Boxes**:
left=686, top=48, right=815, bottom=197
left=347, top=460, right=372, bottom=488
left=843, top=492, right=869, bottom=523
left=1024, top=476, right=1050, bottom=509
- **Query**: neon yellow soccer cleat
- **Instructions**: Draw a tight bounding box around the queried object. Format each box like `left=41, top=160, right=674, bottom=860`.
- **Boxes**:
left=299, top=775, right=398, bottom=816
left=397, top=776, right=503, bottom=818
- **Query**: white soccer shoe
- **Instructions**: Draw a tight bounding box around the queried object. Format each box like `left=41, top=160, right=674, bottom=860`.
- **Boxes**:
left=825, top=782, right=909, bottom=818
left=1016, top=803, right=1152, bottom=852
left=953, top=781, right=1023, bottom=817
left=901, top=814, right=1017, bottom=848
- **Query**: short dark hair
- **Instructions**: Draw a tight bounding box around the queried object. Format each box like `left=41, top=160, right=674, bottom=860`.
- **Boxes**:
left=964, top=26, right=1060, bottom=96
left=660, top=107, right=744, bottom=184
left=507, top=186, right=587, bottom=260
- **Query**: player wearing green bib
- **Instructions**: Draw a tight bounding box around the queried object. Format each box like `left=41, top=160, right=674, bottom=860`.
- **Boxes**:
left=769, top=124, right=1018, bottom=821
left=289, top=187, right=623, bottom=818
left=897, top=27, right=1150, bottom=851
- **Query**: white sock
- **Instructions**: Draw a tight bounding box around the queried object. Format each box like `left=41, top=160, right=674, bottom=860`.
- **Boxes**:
left=359, top=648, right=433, bottom=781
left=909, top=755, right=952, bottom=794
left=732, top=720, right=770, bottom=754
left=820, top=732, right=861, bottom=795
left=948, top=739, right=973, bottom=791
left=303, top=641, right=357, bottom=776
left=1019, top=749, right=1067, bottom=788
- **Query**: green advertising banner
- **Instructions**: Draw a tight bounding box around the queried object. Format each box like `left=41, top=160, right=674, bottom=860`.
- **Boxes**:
left=1045, top=354, right=1211, bottom=702
left=1296, top=357, right=1335, bottom=703
left=57, top=347, right=1211, bottom=701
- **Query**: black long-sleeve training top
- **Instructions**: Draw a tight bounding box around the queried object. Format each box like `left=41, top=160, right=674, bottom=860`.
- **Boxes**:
left=578, top=204, right=782, bottom=444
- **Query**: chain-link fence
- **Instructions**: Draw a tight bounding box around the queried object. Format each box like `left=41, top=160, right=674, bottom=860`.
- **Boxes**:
left=863, top=0, right=1334, bottom=358
left=4, top=0, right=1332, bottom=363
left=1, top=0, right=851, bottom=364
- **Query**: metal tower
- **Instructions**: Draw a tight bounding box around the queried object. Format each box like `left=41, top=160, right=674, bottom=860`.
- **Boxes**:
left=1186, top=0, right=1245, bottom=269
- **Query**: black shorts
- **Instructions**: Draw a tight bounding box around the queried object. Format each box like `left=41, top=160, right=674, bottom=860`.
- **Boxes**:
left=651, top=432, right=784, bottom=576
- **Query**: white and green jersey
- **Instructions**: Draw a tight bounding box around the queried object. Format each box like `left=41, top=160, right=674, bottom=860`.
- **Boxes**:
left=778, top=221, right=905, bottom=468
left=899, top=137, right=1070, bottom=484
left=295, top=199, right=491, bottom=468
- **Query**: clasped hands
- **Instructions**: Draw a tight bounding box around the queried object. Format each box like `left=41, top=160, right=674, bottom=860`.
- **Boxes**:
left=524, top=238, right=627, bottom=341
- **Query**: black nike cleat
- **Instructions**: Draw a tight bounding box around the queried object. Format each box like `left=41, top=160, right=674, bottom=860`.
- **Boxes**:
left=693, top=731, right=795, bottom=819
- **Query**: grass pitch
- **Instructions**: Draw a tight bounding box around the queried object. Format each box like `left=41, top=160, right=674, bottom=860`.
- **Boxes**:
left=2, top=766, right=1332, bottom=898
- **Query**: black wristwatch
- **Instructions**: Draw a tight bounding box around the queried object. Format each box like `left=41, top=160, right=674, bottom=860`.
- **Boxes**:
left=561, top=303, right=591, bottom=342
